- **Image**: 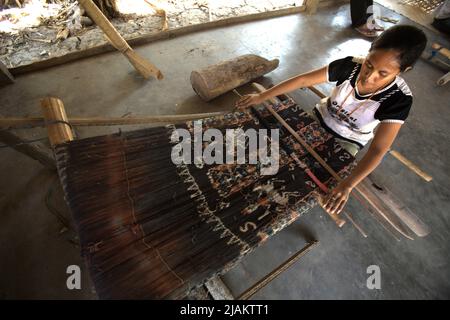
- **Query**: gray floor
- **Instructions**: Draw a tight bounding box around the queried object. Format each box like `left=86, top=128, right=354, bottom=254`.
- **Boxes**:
left=0, top=2, right=449, bottom=299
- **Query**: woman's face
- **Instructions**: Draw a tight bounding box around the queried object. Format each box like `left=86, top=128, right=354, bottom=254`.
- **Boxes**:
left=359, top=49, right=402, bottom=91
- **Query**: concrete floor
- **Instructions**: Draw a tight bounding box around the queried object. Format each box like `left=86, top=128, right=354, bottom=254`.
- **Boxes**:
left=1, top=2, right=449, bottom=299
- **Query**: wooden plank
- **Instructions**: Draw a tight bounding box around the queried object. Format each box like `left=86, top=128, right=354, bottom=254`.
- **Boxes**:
left=355, top=180, right=415, bottom=240
left=0, top=61, right=14, bottom=85
left=9, top=5, right=306, bottom=76
left=364, top=178, right=430, bottom=237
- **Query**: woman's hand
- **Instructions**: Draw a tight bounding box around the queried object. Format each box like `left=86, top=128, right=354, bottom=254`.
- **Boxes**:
left=324, top=180, right=353, bottom=215
left=235, top=93, right=264, bottom=109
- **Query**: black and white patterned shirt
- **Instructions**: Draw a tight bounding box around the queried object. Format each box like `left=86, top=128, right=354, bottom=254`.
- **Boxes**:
left=314, top=56, right=413, bottom=147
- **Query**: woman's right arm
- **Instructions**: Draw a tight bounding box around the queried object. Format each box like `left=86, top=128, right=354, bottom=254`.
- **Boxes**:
left=235, top=66, right=328, bottom=109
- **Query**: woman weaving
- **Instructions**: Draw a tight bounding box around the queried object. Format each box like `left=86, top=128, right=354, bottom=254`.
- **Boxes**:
left=236, top=25, right=427, bottom=216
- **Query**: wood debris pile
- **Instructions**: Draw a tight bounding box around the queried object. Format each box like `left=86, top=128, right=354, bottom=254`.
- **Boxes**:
left=1, top=0, right=300, bottom=69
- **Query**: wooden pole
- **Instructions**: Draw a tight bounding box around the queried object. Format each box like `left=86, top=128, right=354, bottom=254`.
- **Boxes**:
left=0, top=61, right=14, bottom=86
left=388, top=150, right=432, bottom=182
left=0, top=129, right=55, bottom=170
left=77, top=0, right=163, bottom=80
left=237, top=240, right=318, bottom=300
left=0, top=111, right=227, bottom=129
left=305, top=0, right=320, bottom=15
left=40, top=97, right=74, bottom=146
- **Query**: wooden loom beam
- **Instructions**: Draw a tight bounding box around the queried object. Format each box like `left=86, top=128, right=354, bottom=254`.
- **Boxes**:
left=41, top=97, right=74, bottom=146
left=0, top=129, right=55, bottom=170
left=0, top=112, right=227, bottom=129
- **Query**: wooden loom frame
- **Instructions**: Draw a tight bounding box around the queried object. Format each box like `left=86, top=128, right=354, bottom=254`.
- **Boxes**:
left=39, top=96, right=320, bottom=300
left=2, top=79, right=430, bottom=298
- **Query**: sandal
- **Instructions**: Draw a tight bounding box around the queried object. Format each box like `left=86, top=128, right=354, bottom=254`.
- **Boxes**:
left=371, top=22, right=385, bottom=31
left=355, top=25, right=378, bottom=37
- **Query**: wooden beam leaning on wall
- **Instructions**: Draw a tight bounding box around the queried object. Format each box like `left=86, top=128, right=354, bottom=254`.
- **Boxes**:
left=0, top=61, right=14, bottom=86
left=305, top=0, right=320, bottom=14
left=77, top=0, right=163, bottom=80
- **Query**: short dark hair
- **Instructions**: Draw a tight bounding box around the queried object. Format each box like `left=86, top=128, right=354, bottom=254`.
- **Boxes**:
left=370, top=25, right=427, bottom=71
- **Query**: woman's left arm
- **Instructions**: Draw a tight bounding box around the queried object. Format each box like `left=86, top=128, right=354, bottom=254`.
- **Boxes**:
left=324, top=122, right=403, bottom=215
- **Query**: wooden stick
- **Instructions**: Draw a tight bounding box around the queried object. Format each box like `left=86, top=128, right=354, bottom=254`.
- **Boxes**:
left=77, top=0, right=163, bottom=80
left=0, top=129, right=55, bottom=170
left=306, top=85, right=433, bottom=182
left=307, top=86, right=326, bottom=99
left=237, top=240, right=318, bottom=300
left=0, top=61, right=14, bottom=86
left=304, top=0, right=320, bottom=15
left=388, top=150, right=432, bottom=182
left=41, top=97, right=74, bottom=146
left=343, top=212, right=367, bottom=238
left=0, top=111, right=227, bottom=129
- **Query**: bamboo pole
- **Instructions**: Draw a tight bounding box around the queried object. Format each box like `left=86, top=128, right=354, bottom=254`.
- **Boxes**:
left=41, top=97, right=74, bottom=146
left=0, top=111, right=228, bottom=129
left=78, top=0, right=163, bottom=80
left=388, top=150, right=432, bottom=182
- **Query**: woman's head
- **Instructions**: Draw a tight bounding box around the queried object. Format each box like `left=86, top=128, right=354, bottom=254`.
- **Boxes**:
left=359, top=25, right=427, bottom=90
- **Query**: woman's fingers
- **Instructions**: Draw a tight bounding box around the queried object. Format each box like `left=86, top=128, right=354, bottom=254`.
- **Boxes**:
left=325, top=192, right=340, bottom=210
left=235, top=94, right=261, bottom=109
left=324, top=192, right=347, bottom=214
left=235, top=96, right=251, bottom=108
left=334, top=198, right=347, bottom=215
left=328, top=195, right=348, bottom=215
